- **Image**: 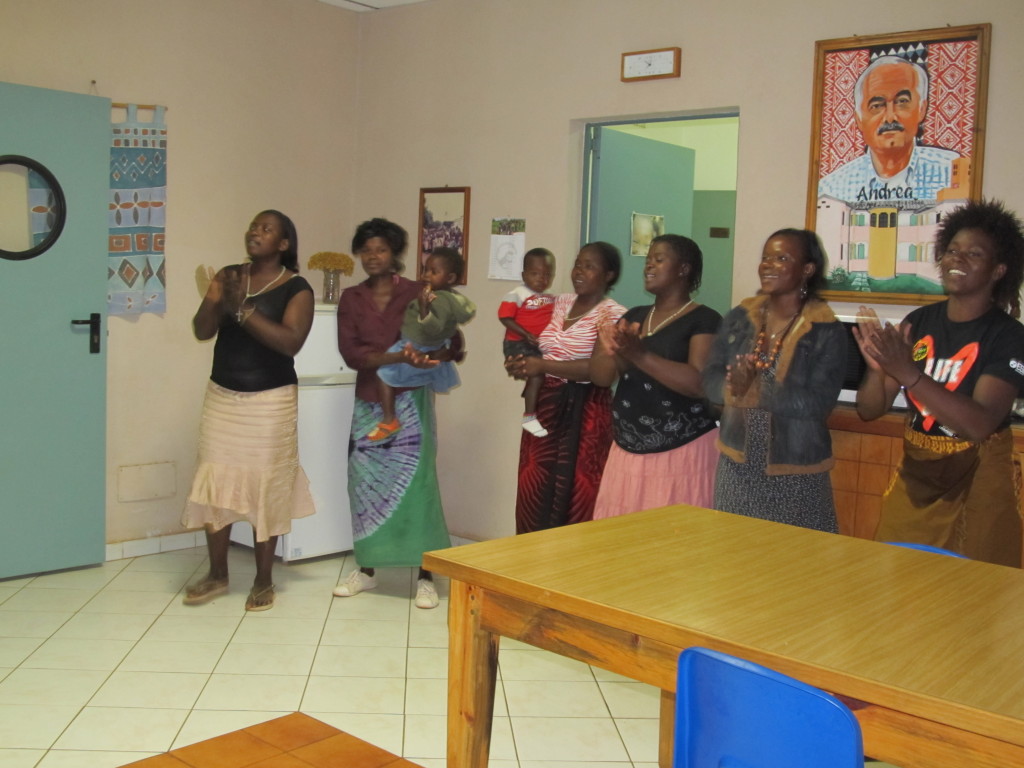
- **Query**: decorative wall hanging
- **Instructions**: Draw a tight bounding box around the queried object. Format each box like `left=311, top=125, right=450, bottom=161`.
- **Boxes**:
left=806, top=24, right=989, bottom=305
left=108, top=104, right=167, bottom=314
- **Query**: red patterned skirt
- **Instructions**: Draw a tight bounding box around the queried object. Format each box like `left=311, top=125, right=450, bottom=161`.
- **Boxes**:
left=515, top=377, right=613, bottom=534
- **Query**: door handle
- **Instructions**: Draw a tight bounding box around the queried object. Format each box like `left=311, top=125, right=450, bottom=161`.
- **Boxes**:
left=71, top=313, right=101, bottom=353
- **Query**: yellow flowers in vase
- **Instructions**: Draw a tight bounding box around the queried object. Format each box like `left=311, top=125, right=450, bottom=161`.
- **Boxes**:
left=308, top=251, right=354, bottom=304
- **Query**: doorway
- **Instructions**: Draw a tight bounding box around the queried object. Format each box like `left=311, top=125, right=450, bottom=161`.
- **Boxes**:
left=580, top=114, right=739, bottom=315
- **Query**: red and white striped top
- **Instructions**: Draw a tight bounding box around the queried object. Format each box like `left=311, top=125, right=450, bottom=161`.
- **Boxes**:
left=538, top=293, right=626, bottom=381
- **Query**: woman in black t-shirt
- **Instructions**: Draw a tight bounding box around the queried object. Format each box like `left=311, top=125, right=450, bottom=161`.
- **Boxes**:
left=181, top=210, right=315, bottom=609
left=590, top=235, right=721, bottom=518
left=855, top=199, right=1024, bottom=565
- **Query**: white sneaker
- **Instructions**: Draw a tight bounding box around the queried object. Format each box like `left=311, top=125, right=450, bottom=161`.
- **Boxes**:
left=333, top=570, right=377, bottom=597
left=414, top=578, right=439, bottom=609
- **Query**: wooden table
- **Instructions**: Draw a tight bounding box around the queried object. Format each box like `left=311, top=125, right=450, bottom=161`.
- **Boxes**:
left=423, top=505, right=1024, bottom=768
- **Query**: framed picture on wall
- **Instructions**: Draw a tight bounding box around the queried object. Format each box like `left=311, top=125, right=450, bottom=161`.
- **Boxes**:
left=418, top=186, right=470, bottom=284
left=806, top=24, right=990, bottom=305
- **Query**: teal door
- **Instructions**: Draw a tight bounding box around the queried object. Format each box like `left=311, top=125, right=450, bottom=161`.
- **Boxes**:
left=0, top=82, right=109, bottom=578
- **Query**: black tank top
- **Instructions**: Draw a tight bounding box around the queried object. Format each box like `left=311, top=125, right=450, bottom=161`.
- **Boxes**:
left=211, top=273, right=313, bottom=392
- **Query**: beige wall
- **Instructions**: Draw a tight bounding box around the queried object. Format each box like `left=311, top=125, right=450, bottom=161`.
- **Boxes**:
left=1, top=0, right=359, bottom=542
left=3, top=0, right=1023, bottom=545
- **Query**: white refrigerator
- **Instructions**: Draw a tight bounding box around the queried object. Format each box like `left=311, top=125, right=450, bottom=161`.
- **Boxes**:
left=230, top=304, right=356, bottom=560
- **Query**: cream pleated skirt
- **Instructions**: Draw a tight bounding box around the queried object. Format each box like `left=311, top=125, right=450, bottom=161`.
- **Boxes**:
left=182, top=381, right=315, bottom=542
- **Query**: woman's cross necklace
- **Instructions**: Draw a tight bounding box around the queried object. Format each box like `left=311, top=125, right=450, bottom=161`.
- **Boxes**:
left=236, top=265, right=286, bottom=322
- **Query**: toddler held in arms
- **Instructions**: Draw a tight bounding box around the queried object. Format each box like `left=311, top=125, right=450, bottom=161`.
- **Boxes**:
left=498, top=248, right=556, bottom=436
left=370, top=247, right=476, bottom=441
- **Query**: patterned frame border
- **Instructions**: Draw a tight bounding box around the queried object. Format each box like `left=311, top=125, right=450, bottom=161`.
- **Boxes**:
left=805, top=24, right=991, bottom=305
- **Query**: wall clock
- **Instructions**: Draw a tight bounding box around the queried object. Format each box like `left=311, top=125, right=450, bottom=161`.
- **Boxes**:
left=621, top=47, right=681, bottom=82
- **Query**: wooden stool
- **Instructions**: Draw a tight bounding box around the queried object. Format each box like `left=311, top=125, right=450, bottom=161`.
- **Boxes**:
left=120, top=712, right=424, bottom=767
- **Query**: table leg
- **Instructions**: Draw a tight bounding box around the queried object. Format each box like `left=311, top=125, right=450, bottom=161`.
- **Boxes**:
left=446, top=580, right=500, bottom=768
left=659, top=689, right=675, bottom=768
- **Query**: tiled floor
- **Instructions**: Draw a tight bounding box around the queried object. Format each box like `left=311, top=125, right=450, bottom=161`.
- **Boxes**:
left=0, top=545, right=663, bottom=768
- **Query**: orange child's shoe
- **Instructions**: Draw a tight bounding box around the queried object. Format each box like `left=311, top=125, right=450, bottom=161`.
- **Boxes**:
left=367, top=418, right=401, bottom=442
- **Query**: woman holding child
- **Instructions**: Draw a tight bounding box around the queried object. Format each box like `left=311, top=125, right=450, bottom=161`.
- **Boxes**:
left=506, top=242, right=626, bottom=533
left=590, top=235, right=721, bottom=517
left=333, top=218, right=454, bottom=609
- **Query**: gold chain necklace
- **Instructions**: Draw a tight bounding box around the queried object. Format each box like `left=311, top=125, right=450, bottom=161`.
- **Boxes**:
left=644, top=300, right=693, bottom=336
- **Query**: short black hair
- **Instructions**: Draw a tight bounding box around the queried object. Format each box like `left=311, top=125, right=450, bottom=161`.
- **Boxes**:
left=429, top=246, right=464, bottom=282
left=257, top=210, right=299, bottom=272
left=936, top=199, right=1024, bottom=318
left=523, top=247, right=555, bottom=271
left=351, top=218, right=408, bottom=273
left=650, top=234, right=703, bottom=292
left=583, top=241, right=622, bottom=288
left=767, top=228, right=828, bottom=299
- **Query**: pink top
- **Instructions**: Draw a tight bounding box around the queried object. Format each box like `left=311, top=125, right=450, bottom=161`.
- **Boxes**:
left=538, top=294, right=625, bottom=381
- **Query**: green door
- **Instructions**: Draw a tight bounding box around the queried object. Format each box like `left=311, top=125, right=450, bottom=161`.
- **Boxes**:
left=0, top=82, right=109, bottom=578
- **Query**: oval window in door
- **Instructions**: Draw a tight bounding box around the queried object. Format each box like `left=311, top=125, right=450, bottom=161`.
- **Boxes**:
left=0, top=154, right=67, bottom=261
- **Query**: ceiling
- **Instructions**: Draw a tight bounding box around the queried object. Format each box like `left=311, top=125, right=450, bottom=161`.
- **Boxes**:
left=317, top=0, right=430, bottom=11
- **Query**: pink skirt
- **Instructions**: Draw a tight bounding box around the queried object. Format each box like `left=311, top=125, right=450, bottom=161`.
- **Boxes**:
left=182, top=382, right=315, bottom=542
left=592, top=428, right=719, bottom=519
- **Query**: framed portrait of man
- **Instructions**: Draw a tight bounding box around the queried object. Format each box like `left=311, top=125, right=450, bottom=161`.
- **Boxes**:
left=806, top=24, right=990, bottom=304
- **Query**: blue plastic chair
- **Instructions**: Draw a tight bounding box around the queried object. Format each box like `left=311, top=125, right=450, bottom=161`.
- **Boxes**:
left=674, top=647, right=863, bottom=768
left=886, top=541, right=969, bottom=559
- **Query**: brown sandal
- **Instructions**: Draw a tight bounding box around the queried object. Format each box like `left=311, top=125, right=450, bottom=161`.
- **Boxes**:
left=183, top=578, right=229, bottom=606
left=245, top=584, right=275, bottom=612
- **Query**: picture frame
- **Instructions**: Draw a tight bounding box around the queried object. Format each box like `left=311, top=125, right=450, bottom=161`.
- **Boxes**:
left=418, top=186, right=470, bottom=284
left=806, top=24, right=990, bottom=305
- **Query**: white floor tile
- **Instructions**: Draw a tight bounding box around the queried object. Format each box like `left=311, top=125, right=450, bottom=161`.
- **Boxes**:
left=51, top=612, right=155, bottom=642
left=118, top=639, right=227, bottom=674
left=0, top=612, right=70, bottom=639
left=21, top=637, right=134, bottom=671
left=320, top=618, right=409, bottom=647
left=194, top=672, right=307, bottom=711
left=301, top=675, right=406, bottom=714
left=89, top=670, right=209, bottom=709
left=142, top=614, right=242, bottom=644
left=0, top=749, right=45, bottom=768
left=499, top=649, right=597, bottom=681
left=54, top=706, right=188, bottom=751
left=80, top=590, right=175, bottom=615
left=404, top=714, right=517, bottom=761
left=0, top=639, right=43, bottom=668
left=406, top=615, right=449, bottom=648
left=405, top=677, right=447, bottom=715
left=122, top=551, right=206, bottom=573
left=597, top=680, right=661, bottom=718
left=503, top=680, right=609, bottom=718
left=406, top=646, right=448, bottom=678
left=0, top=589, right=19, bottom=606
left=230, top=615, right=324, bottom=645
left=312, top=644, right=407, bottom=677
left=35, top=750, right=158, bottom=767
left=215, top=642, right=317, bottom=676
left=511, top=716, right=630, bottom=763
left=328, top=591, right=414, bottom=621
left=241, top=591, right=333, bottom=620
left=0, top=704, right=80, bottom=749
left=104, top=570, right=191, bottom=593
left=26, top=565, right=118, bottom=591
left=614, top=716, right=659, bottom=763
left=0, top=589, right=93, bottom=614
left=0, top=668, right=107, bottom=706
